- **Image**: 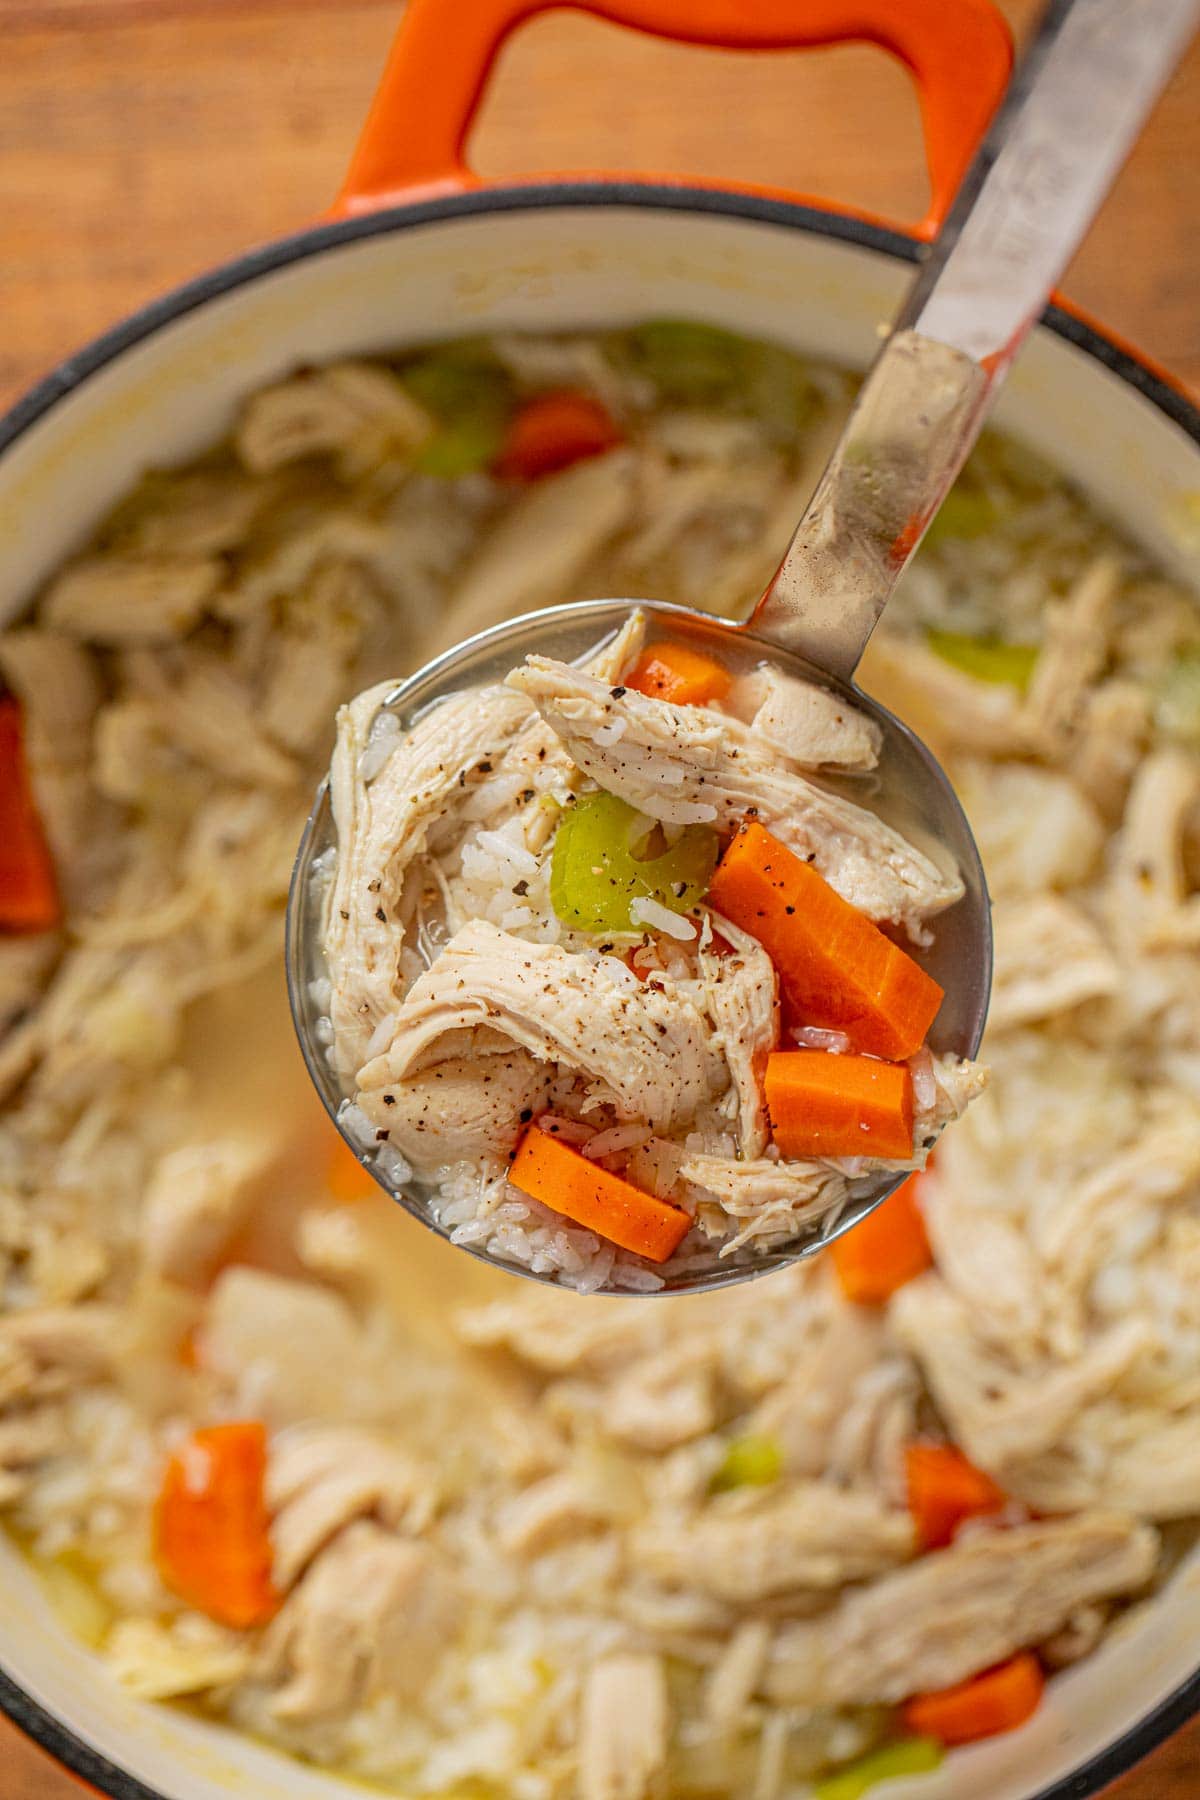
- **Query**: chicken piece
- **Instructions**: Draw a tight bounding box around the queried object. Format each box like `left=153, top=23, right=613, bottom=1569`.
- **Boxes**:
left=432, top=450, right=637, bottom=655
left=0, top=1306, right=118, bottom=1397
left=259, top=559, right=381, bottom=756
left=913, top=1053, right=990, bottom=1139
left=827, top=1360, right=919, bottom=1504
left=766, top=1513, right=1158, bottom=1706
left=917, top=1169, right=1043, bottom=1351
left=456, top=1285, right=660, bottom=1375
left=216, top=509, right=396, bottom=624
left=235, top=360, right=432, bottom=475
left=860, top=635, right=1036, bottom=759
left=463, top=610, right=648, bottom=857
left=0, top=629, right=101, bottom=883
left=634, top=1484, right=913, bottom=1604
left=201, top=1268, right=375, bottom=1427
left=749, top=1301, right=886, bottom=1478
left=109, top=465, right=273, bottom=557
left=40, top=555, right=220, bottom=644
left=745, top=665, right=881, bottom=771
left=121, top=648, right=299, bottom=789
left=1106, top=746, right=1200, bottom=953
left=142, top=1136, right=273, bottom=1286
left=1040, top=1604, right=1109, bottom=1669
left=578, top=1653, right=668, bottom=1800
left=353, top=1050, right=556, bottom=1176
left=267, top=1426, right=429, bottom=1588
left=989, top=894, right=1120, bottom=1030
left=890, top=1277, right=1154, bottom=1472
left=1071, top=679, right=1151, bottom=817
left=699, top=915, right=778, bottom=1159
left=506, top=657, right=962, bottom=936
left=606, top=1343, right=717, bottom=1452
left=1024, top=555, right=1119, bottom=745
left=108, top=1617, right=251, bottom=1701
left=0, top=1405, right=66, bottom=1496
left=496, top=1469, right=608, bottom=1557
left=360, top=922, right=725, bottom=1134
left=704, top=1620, right=773, bottom=1735
left=677, top=1153, right=847, bottom=1250
left=958, top=759, right=1106, bottom=899
left=1102, top=1418, right=1200, bottom=1519
left=263, top=1521, right=458, bottom=1721
left=325, top=684, right=531, bottom=1074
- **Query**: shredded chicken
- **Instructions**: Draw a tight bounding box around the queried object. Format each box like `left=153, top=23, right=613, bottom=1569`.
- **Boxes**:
left=360, top=922, right=726, bottom=1133
left=766, top=1514, right=1157, bottom=1706
left=746, top=664, right=882, bottom=771
left=506, top=656, right=962, bottom=935
left=578, top=1653, right=668, bottom=1800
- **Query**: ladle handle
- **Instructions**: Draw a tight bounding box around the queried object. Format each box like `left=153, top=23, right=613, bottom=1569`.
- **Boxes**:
left=753, top=0, right=1200, bottom=680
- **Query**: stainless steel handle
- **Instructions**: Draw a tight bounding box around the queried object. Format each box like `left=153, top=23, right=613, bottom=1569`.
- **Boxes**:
left=753, top=0, right=1199, bottom=680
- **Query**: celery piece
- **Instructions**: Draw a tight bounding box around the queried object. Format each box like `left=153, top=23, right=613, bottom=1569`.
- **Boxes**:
left=629, top=321, right=817, bottom=432
left=926, top=629, right=1040, bottom=694
left=813, top=1737, right=944, bottom=1800
left=401, top=344, right=514, bottom=478
left=710, top=1433, right=783, bottom=1493
left=1156, top=648, right=1200, bottom=746
left=923, top=488, right=999, bottom=548
left=549, top=790, right=717, bottom=935
left=413, top=416, right=507, bottom=478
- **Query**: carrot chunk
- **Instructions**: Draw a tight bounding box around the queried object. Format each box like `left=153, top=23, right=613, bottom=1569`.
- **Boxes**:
left=510, top=1125, right=691, bottom=1262
left=327, top=1132, right=379, bottom=1204
left=830, top=1173, right=932, bottom=1303
left=494, top=389, right=622, bottom=480
left=0, top=695, right=59, bottom=933
left=765, top=1049, right=913, bottom=1160
left=153, top=1422, right=278, bottom=1629
left=706, top=822, right=943, bottom=1059
left=905, top=1441, right=1006, bottom=1549
left=903, top=1653, right=1045, bottom=1745
left=626, top=641, right=732, bottom=708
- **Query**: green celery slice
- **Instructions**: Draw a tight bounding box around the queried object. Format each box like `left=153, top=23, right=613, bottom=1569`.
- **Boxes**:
left=710, top=1433, right=783, bottom=1493
left=926, top=629, right=1039, bottom=693
left=549, top=790, right=718, bottom=935
left=813, top=1737, right=945, bottom=1800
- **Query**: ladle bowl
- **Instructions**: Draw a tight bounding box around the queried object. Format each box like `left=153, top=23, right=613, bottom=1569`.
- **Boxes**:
left=286, top=595, right=991, bottom=1295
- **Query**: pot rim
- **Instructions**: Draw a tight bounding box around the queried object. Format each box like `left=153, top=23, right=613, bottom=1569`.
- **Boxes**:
left=0, top=179, right=1197, bottom=1800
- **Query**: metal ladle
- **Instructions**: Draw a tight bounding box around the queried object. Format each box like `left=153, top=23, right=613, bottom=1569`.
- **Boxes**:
left=288, top=0, right=1197, bottom=1294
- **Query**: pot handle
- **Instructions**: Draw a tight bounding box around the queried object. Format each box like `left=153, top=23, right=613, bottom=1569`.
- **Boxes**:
left=334, top=0, right=1012, bottom=237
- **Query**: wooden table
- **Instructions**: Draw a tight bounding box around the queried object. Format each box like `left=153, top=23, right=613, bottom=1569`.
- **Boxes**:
left=1, top=1, right=1198, bottom=1794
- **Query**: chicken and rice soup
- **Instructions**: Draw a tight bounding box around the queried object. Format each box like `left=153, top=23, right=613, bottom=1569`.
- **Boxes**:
left=315, top=614, right=984, bottom=1285
left=0, top=322, right=1196, bottom=1796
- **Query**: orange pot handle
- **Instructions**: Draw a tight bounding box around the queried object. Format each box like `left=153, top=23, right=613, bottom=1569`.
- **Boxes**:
left=335, top=0, right=1012, bottom=238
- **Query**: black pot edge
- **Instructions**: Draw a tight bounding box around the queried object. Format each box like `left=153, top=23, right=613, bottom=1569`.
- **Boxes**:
left=1, top=178, right=1197, bottom=1800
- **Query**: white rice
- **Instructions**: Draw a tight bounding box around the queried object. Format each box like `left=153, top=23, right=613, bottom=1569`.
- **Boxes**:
left=629, top=897, right=696, bottom=939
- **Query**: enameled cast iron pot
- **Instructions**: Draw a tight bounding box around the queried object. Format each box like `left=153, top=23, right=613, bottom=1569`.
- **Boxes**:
left=1, top=3, right=1198, bottom=1796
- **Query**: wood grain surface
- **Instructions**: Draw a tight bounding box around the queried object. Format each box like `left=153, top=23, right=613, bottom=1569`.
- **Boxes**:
left=1, top=1, right=1198, bottom=1795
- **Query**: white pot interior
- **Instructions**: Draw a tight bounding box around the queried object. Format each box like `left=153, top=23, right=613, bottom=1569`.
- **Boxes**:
left=1, top=199, right=1198, bottom=1800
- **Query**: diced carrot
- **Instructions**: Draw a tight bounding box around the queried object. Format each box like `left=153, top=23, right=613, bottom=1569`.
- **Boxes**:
left=494, top=389, right=623, bottom=480
left=153, top=1422, right=278, bottom=1629
left=0, top=695, right=59, bottom=933
left=327, top=1133, right=377, bottom=1204
left=765, top=1049, right=914, bottom=1160
left=830, top=1173, right=932, bottom=1304
left=903, top=1653, right=1045, bottom=1746
left=509, top=1125, right=691, bottom=1262
left=626, top=641, right=732, bottom=708
left=905, top=1441, right=1006, bottom=1550
left=706, top=822, right=943, bottom=1060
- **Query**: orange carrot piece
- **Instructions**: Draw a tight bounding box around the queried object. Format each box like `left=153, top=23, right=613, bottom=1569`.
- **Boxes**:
left=327, top=1134, right=378, bottom=1204
left=626, top=641, right=732, bottom=708
left=153, top=1422, right=278, bottom=1629
left=905, top=1441, right=1006, bottom=1549
left=0, top=695, right=59, bottom=933
left=765, top=1049, right=913, bottom=1160
left=706, top=822, right=943, bottom=1060
left=494, top=389, right=622, bottom=480
left=509, top=1125, right=691, bottom=1262
left=830, top=1173, right=932, bottom=1304
left=903, top=1653, right=1045, bottom=1746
